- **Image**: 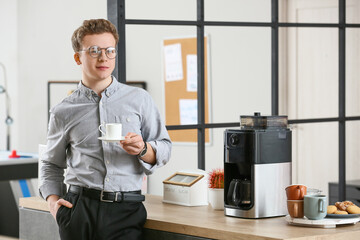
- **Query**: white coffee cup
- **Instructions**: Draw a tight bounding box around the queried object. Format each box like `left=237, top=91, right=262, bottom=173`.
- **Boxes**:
left=99, top=123, right=122, bottom=139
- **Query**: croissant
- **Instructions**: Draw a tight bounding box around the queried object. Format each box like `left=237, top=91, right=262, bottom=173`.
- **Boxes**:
left=335, top=201, right=355, bottom=211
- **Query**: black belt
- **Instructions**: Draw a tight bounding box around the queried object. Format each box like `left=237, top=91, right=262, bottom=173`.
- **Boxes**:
left=68, top=185, right=145, bottom=203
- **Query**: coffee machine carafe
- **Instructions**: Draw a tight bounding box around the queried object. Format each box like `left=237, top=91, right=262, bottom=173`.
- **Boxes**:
left=224, top=112, right=291, bottom=218
left=227, top=179, right=251, bottom=206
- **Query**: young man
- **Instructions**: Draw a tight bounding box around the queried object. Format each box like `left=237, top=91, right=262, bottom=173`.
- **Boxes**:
left=39, top=19, right=172, bottom=240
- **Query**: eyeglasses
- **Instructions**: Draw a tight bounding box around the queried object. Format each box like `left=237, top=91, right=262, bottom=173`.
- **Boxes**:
left=79, top=46, right=117, bottom=59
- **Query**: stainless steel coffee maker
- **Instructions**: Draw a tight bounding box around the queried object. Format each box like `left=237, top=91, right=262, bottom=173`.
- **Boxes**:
left=224, top=112, right=291, bottom=218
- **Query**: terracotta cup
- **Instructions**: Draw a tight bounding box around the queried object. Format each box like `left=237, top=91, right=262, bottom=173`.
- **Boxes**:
left=287, top=200, right=304, bottom=218
left=285, top=185, right=307, bottom=200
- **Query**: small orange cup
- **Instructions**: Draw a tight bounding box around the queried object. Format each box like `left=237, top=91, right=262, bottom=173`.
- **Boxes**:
left=287, top=200, right=304, bottom=218
left=285, top=185, right=307, bottom=200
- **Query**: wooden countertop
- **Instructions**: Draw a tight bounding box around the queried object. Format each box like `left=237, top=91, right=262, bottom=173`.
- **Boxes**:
left=19, top=195, right=360, bottom=240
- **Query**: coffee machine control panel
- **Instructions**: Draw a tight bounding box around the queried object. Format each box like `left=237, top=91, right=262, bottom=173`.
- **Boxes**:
left=224, top=130, right=254, bottom=164
left=229, top=133, right=239, bottom=146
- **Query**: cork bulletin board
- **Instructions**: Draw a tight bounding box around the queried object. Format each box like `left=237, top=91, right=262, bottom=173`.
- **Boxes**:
left=163, top=36, right=210, bottom=143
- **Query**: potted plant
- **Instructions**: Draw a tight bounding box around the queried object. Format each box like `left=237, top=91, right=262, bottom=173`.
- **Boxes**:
left=208, top=168, right=224, bottom=210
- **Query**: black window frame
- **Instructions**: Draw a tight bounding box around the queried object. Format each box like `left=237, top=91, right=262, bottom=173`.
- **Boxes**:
left=108, top=0, right=360, bottom=201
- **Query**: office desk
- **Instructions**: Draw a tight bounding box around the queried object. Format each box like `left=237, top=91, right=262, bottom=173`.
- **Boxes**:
left=0, top=151, right=38, bottom=181
left=0, top=151, right=38, bottom=238
left=20, top=195, right=360, bottom=240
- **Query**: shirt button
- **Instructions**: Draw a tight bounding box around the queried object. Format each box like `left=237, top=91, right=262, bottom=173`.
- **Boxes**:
left=106, top=161, right=110, bottom=164
left=106, top=178, right=109, bottom=182
left=126, top=117, right=131, bottom=122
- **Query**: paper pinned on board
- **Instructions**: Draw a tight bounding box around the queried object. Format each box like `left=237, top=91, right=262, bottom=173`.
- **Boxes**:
left=164, top=43, right=183, bottom=82
left=179, top=99, right=197, bottom=125
left=186, top=54, right=197, bottom=92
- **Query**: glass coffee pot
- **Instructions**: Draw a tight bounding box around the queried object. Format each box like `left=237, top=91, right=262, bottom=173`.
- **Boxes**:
left=227, top=179, right=251, bottom=206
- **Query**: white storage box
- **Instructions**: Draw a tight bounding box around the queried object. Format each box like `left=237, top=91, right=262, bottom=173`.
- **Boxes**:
left=162, top=169, right=208, bottom=206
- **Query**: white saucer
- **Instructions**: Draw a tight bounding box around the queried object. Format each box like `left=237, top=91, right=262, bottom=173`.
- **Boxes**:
left=98, top=136, right=125, bottom=143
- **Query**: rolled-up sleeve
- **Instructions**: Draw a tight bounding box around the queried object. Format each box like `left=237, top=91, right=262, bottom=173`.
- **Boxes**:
left=39, top=111, right=68, bottom=200
left=138, top=92, right=172, bottom=174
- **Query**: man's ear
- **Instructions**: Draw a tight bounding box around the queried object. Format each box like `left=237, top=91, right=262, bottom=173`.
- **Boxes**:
left=74, top=53, right=81, bottom=65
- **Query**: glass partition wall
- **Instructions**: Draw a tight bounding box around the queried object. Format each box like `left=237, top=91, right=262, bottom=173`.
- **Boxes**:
left=109, top=0, right=360, bottom=200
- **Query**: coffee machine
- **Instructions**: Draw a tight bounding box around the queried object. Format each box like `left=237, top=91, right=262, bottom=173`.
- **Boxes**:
left=224, top=112, right=291, bottom=218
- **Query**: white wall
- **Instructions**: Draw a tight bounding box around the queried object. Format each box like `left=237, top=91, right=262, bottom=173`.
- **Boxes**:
left=17, top=0, right=107, bottom=152
left=0, top=0, right=18, bottom=151
left=5, top=0, right=271, bottom=196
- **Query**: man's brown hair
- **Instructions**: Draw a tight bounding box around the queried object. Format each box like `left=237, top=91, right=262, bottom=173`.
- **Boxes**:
left=71, top=19, right=119, bottom=52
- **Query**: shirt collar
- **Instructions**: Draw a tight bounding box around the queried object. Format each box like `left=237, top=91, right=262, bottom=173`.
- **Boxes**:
left=104, top=76, right=120, bottom=97
left=77, top=76, right=120, bottom=98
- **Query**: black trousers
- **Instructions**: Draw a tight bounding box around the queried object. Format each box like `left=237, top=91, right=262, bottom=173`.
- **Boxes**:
left=56, top=189, right=147, bottom=240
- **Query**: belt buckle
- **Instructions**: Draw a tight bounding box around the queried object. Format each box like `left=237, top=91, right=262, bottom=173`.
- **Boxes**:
left=100, top=190, right=114, bottom=202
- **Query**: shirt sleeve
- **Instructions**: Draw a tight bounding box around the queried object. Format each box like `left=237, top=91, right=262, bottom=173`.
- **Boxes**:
left=38, top=111, right=68, bottom=200
left=138, top=91, right=172, bottom=175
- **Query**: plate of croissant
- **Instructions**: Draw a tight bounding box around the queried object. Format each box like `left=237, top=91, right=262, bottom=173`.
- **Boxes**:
left=327, top=201, right=360, bottom=218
